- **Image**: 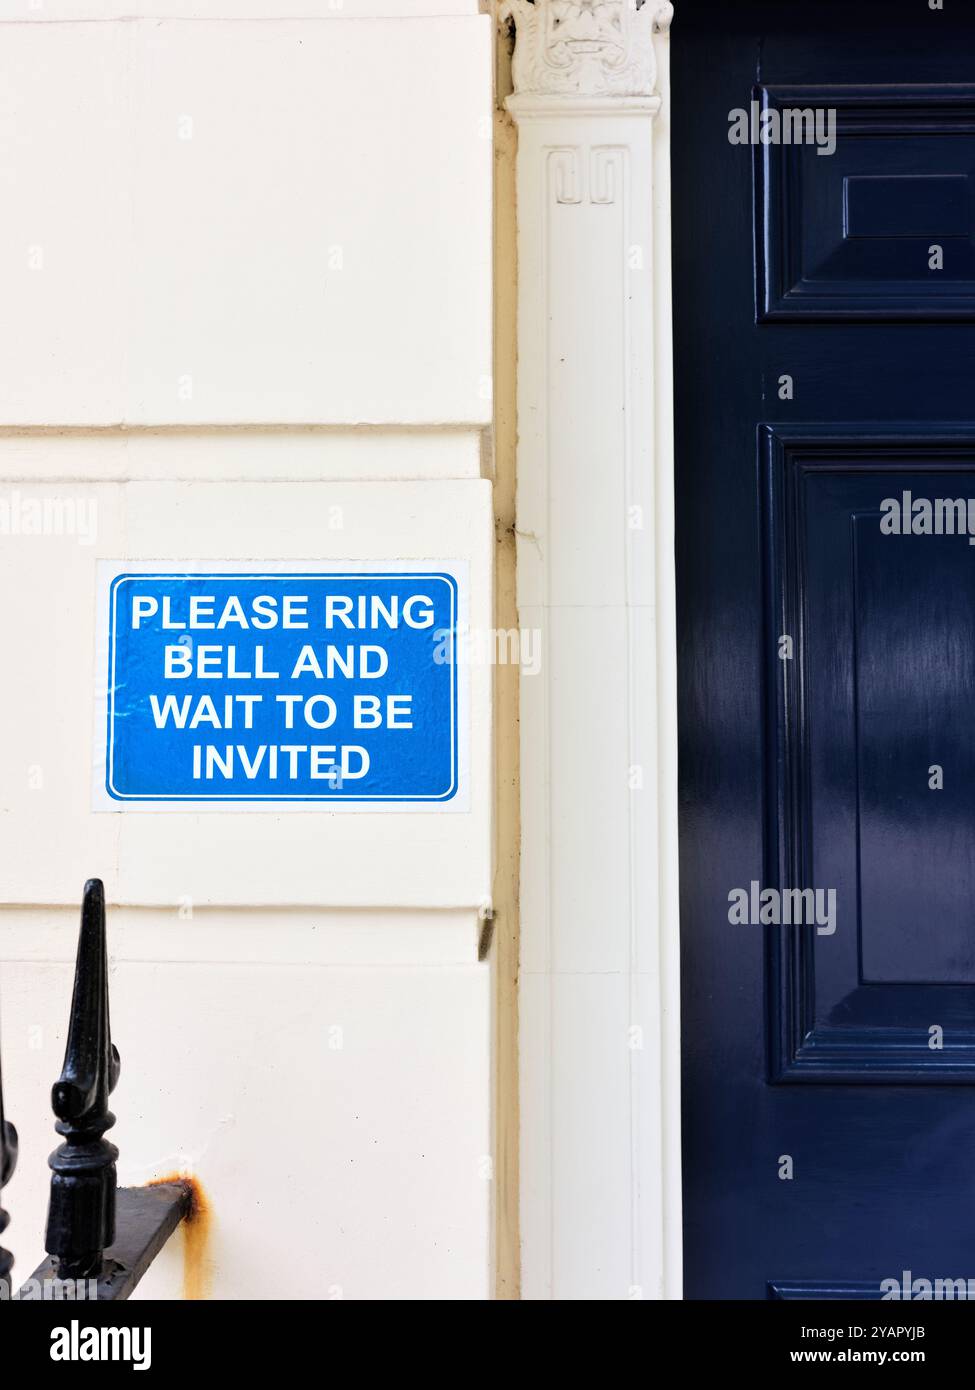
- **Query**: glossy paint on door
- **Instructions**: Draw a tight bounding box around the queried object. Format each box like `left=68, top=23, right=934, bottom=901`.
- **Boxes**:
left=674, top=0, right=975, bottom=1299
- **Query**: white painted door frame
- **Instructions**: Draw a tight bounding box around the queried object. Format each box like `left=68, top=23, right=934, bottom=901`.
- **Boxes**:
left=496, top=0, right=681, bottom=1300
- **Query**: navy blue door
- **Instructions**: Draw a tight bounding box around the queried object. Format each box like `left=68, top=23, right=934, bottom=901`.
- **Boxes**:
left=675, top=0, right=975, bottom=1299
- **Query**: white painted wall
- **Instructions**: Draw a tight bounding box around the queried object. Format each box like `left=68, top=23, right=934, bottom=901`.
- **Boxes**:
left=0, top=2, right=495, bottom=1299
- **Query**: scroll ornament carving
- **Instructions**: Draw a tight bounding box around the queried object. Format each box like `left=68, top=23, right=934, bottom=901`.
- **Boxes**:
left=497, top=0, right=674, bottom=100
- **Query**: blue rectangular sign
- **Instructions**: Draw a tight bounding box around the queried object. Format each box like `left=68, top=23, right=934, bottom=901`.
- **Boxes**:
left=104, top=570, right=459, bottom=802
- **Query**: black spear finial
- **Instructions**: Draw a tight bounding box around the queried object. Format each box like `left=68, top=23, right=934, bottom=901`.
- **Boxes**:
left=0, top=1018, right=18, bottom=1291
left=45, top=879, right=121, bottom=1281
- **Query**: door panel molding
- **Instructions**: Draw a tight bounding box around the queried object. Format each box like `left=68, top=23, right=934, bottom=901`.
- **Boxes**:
left=758, top=85, right=975, bottom=321
left=768, top=1280, right=886, bottom=1300
left=763, top=424, right=975, bottom=1082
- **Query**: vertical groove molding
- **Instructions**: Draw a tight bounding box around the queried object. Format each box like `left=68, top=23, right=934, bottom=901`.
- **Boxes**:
left=498, top=0, right=681, bottom=1299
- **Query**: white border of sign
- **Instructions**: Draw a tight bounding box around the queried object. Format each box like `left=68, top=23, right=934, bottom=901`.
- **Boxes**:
left=92, top=559, right=471, bottom=814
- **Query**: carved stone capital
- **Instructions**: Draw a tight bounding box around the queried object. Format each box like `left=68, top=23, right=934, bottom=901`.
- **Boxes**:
left=497, top=0, right=673, bottom=100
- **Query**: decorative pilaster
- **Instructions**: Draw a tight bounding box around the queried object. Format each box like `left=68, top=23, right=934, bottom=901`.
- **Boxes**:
left=498, top=0, right=681, bottom=1300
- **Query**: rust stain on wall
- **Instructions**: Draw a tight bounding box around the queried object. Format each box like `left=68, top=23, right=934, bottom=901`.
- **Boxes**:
left=149, top=1174, right=213, bottom=1300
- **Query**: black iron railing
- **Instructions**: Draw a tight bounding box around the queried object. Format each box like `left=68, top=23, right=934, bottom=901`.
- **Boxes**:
left=0, top=1012, right=17, bottom=1298
left=0, top=879, right=192, bottom=1300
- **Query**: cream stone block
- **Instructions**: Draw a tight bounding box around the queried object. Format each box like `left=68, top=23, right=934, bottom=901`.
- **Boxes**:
left=0, top=476, right=493, bottom=907
left=0, top=16, right=491, bottom=426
